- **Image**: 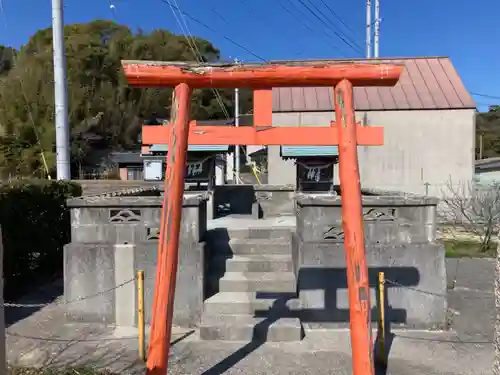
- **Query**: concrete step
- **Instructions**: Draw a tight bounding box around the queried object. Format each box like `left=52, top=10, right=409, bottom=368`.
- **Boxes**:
left=212, top=272, right=297, bottom=293
left=200, top=314, right=303, bottom=342
left=207, top=227, right=294, bottom=241
left=209, top=238, right=291, bottom=255
left=204, top=292, right=300, bottom=315
left=212, top=254, right=293, bottom=272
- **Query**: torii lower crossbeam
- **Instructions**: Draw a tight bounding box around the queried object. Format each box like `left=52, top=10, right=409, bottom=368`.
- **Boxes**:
left=142, top=122, right=384, bottom=146
left=122, top=60, right=404, bottom=375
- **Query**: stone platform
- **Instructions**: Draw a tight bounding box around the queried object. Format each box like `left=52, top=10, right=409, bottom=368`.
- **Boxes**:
left=294, top=191, right=446, bottom=329
left=64, top=194, right=208, bottom=327
left=63, top=187, right=447, bottom=335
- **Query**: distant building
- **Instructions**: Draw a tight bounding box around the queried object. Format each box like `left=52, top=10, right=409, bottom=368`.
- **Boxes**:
left=475, top=157, right=500, bottom=185
left=109, top=151, right=148, bottom=180
left=268, top=56, right=477, bottom=196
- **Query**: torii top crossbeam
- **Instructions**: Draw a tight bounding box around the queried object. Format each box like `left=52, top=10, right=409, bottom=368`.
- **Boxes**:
left=121, top=60, right=403, bottom=88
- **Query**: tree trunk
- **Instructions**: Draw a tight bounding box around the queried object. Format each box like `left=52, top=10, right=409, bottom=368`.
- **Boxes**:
left=494, top=242, right=500, bottom=374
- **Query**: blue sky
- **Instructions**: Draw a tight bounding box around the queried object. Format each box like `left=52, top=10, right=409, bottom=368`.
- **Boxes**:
left=1, top=0, right=499, bottom=111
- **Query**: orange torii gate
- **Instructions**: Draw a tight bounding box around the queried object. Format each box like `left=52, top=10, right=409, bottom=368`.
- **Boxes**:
left=122, top=60, right=403, bottom=375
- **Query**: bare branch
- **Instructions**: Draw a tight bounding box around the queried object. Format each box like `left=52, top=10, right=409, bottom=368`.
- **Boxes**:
left=440, top=179, right=500, bottom=252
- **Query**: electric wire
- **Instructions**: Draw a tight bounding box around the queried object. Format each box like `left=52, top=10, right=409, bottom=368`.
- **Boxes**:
left=317, top=0, right=361, bottom=39
left=0, top=1, right=51, bottom=178
left=471, top=92, right=500, bottom=100
left=162, top=0, right=262, bottom=184
left=164, top=0, right=230, bottom=119
left=159, top=0, right=267, bottom=62
left=303, top=0, right=363, bottom=52
left=235, top=0, right=306, bottom=57
left=286, top=0, right=347, bottom=56
left=297, top=0, right=363, bottom=55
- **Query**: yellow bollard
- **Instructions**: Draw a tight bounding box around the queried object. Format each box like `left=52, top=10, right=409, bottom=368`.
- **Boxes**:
left=377, top=271, right=386, bottom=366
left=137, top=270, right=146, bottom=361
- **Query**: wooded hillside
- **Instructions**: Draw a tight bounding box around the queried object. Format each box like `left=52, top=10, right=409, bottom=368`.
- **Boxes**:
left=0, top=19, right=496, bottom=178
left=476, top=105, right=500, bottom=159
left=0, top=20, right=252, bottom=178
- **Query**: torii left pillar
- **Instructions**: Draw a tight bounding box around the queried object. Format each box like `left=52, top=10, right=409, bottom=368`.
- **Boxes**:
left=122, top=60, right=403, bottom=375
left=146, top=83, right=192, bottom=374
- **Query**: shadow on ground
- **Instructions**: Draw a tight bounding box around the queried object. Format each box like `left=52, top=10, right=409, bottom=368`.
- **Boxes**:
left=5, top=279, right=63, bottom=327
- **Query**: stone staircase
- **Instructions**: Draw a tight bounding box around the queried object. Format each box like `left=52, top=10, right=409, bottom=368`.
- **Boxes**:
left=201, top=227, right=303, bottom=342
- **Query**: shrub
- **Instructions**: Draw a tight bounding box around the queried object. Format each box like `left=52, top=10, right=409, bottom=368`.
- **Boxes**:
left=0, top=179, right=81, bottom=300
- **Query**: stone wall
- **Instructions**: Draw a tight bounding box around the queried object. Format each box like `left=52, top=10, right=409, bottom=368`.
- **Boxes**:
left=213, top=184, right=295, bottom=219
left=64, top=195, right=208, bottom=328
left=293, top=190, right=447, bottom=330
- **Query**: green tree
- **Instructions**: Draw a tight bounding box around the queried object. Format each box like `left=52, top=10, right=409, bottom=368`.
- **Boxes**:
left=0, top=20, right=252, bottom=178
left=477, top=106, right=500, bottom=159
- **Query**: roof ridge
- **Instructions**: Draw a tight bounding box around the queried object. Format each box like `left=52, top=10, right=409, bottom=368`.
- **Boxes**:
left=272, top=57, right=476, bottom=111
left=269, top=56, right=450, bottom=63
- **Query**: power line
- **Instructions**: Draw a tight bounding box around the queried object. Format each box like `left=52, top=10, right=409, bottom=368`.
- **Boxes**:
left=317, top=0, right=361, bottom=39
left=235, top=0, right=306, bottom=57
left=162, top=0, right=262, bottom=184
left=286, top=0, right=347, bottom=56
left=273, top=0, right=343, bottom=54
left=211, top=7, right=229, bottom=26
left=163, top=0, right=231, bottom=119
left=296, top=0, right=363, bottom=55
left=471, top=92, right=500, bottom=100
left=301, top=0, right=363, bottom=54
left=159, top=0, right=267, bottom=62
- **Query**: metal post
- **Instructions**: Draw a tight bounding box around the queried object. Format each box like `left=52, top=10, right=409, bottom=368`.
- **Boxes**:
left=374, top=0, right=380, bottom=58
left=366, top=0, right=372, bottom=58
left=494, top=242, right=500, bottom=375
left=234, top=87, right=240, bottom=183
left=377, top=271, right=386, bottom=366
left=146, top=83, right=191, bottom=375
left=51, top=0, right=71, bottom=180
left=335, top=79, right=374, bottom=375
left=137, top=270, right=145, bottom=362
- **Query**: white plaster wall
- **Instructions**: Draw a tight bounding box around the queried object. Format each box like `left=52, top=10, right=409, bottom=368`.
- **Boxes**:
left=269, top=109, right=476, bottom=197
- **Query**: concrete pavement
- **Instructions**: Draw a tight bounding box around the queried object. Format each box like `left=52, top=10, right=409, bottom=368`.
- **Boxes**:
left=5, top=258, right=496, bottom=374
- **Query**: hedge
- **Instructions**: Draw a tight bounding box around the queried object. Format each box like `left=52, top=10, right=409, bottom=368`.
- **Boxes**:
left=0, top=180, right=81, bottom=300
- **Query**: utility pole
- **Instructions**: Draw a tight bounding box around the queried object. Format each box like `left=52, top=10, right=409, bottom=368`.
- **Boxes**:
left=234, top=58, right=240, bottom=184
left=479, top=133, right=484, bottom=160
left=52, top=0, right=71, bottom=180
left=374, top=0, right=380, bottom=58
left=366, top=0, right=372, bottom=58
left=234, top=87, right=240, bottom=183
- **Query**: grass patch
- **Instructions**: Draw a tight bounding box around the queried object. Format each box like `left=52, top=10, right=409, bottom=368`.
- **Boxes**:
left=8, top=368, right=116, bottom=375
left=442, top=239, right=496, bottom=258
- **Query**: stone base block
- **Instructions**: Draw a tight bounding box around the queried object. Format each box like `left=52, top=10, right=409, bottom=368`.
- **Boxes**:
left=293, top=237, right=447, bottom=330
left=64, top=241, right=207, bottom=328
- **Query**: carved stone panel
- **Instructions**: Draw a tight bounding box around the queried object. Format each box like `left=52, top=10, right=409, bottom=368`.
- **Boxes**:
left=255, top=192, right=272, bottom=202
left=323, top=226, right=345, bottom=241
left=109, top=209, right=142, bottom=223
left=146, top=227, right=160, bottom=240
left=363, top=207, right=397, bottom=222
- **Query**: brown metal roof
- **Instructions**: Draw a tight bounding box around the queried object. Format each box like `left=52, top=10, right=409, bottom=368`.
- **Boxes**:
left=272, top=57, right=476, bottom=112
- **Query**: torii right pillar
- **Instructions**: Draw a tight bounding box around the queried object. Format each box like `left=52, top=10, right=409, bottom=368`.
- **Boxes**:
left=334, top=79, right=374, bottom=374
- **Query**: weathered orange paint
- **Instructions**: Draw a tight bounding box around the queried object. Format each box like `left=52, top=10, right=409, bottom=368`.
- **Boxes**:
left=125, top=61, right=404, bottom=375
left=141, top=123, right=383, bottom=146
left=334, top=79, right=374, bottom=375
left=122, top=61, right=404, bottom=88
left=146, top=83, right=191, bottom=375
left=253, top=89, right=273, bottom=126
